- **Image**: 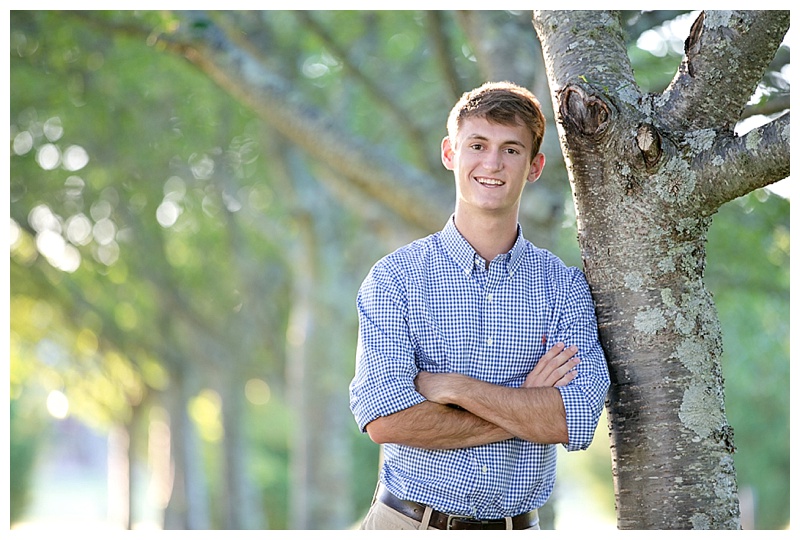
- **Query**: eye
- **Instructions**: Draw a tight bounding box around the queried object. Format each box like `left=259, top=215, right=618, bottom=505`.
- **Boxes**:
left=470, top=143, right=484, bottom=151
left=504, top=147, right=521, bottom=155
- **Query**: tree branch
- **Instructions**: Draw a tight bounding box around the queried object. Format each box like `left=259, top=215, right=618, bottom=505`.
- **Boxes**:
left=532, top=11, right=641, bottom=116
left=659, top=10, right=790, bottom=132
left=426, top=11, right=462, bottom=105
left=70, top=11, right=451, bottom=233
left=696, top=113, right=790, bottom=212
left=457, top=11, right=539, bottom=87
left=161, top=13, right=452, bottom=233
left=294, top=11, right=438, bottom=172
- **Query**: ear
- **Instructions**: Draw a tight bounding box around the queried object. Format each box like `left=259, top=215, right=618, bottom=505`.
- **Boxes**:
left=527, top=153, right=546, bottom=183
left=441, top=137, right=455, bottom=171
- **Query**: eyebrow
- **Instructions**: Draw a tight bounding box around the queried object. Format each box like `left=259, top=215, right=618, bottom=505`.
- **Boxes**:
left=464, top=133, right=528, bottom=149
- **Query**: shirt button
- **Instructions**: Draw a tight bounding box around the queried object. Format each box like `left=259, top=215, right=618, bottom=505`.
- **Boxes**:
left=486, top=293, right=493, bottom=302
left=486, top=337, right=493, bottom=346
left=482, top=465, right=488, bottom=474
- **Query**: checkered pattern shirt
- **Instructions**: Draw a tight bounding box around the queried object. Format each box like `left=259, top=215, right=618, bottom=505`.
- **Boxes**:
left=349, top=216, right=610, bottom=519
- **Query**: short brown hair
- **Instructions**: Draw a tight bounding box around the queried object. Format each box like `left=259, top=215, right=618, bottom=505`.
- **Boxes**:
left=447, top=81, right=546, bottom=158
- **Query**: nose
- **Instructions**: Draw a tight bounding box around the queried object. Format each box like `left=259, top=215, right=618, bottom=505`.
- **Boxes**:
left=482, top=149, right=503, bottom=171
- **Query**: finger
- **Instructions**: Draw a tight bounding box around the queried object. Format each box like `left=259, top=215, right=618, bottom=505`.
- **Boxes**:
left=555, top=345, right=579, bottom=361
left=544, top=345, right=578, bottom=371
left=524, top=344, right=579, bottom=388
left=539, top=342, right=567, bottom=363
left=547, top=356, right=580, bottom=386
left=553, top=369, right=579, bottom=387
left=533, top=346, right=572, bottom=376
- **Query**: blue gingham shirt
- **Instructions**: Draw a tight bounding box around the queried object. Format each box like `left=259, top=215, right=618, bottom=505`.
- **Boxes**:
left=349, top=216, right=609, bottom=519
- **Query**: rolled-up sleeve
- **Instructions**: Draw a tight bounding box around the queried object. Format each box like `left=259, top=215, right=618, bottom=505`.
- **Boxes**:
left=349, top=261, right=426, bottom=432
left=554, top=269, right=610, bottom=451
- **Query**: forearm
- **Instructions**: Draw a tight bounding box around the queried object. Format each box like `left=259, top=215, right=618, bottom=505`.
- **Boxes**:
left=423, top=374, right=569, bottom=444
left=365, top=400, right=513, bottom=450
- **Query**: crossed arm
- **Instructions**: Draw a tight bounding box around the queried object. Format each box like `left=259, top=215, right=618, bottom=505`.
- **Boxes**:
left=365, top=343, right=580, bottom=449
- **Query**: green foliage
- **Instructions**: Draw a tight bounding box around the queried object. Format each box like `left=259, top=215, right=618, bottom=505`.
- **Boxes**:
left=706, top=190, right=790, bottom=529
left=248, top=395, right=293, bottom=529
left=9, top=9, right=378, bottom=528
left=9, top=397, right=47, bottom=523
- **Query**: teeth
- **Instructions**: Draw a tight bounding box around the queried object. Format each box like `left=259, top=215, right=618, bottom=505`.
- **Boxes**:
left=477, top=177, right=503, bottom=186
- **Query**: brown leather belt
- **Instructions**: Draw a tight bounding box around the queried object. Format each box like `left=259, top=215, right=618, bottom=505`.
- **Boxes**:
left=377, top=484, right=539, bottom=530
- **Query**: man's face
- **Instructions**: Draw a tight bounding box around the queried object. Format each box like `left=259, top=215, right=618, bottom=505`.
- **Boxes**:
left=442, top=116, right=545, bottom=218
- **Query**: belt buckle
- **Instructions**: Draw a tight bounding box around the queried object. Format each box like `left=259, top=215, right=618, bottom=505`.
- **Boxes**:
left=446, top=514, right=480, bottom=530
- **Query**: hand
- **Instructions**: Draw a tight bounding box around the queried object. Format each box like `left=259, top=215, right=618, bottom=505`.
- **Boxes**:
left=522, top=342, right=580, bottom=388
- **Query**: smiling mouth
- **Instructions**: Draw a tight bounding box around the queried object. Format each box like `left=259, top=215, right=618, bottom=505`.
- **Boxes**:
left=475, top=177, right=504, bottom=186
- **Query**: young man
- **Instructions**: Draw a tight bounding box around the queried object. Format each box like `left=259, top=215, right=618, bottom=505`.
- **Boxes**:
left=349, top=82, right=610, bottom=530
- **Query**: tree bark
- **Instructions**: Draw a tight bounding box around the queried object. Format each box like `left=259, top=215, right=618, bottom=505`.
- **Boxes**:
left=532, top=10, right=789, bottom=530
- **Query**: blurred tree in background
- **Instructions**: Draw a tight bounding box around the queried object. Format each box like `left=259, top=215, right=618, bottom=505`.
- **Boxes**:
left=8, top=10, right=789, bottom=530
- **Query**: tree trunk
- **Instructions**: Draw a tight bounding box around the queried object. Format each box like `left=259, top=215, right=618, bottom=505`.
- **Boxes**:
left=163, top=365, right=210, bottom=529
left=282, top=154, right=356, bottom=530
left=532, top=10, right=789, bottom=529
left=107, top=424, right=131, bottom=528
left=285, top=229, right=355, bottom=529
left=125, top=402, right=146, bottom=529
left=220, top=373, right=263, bottom=529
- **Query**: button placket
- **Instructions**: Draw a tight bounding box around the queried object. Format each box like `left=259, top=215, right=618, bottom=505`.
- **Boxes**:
left=484, top=266, right=501, bottom=351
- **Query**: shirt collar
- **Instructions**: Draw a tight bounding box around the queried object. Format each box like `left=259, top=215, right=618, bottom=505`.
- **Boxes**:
left=440, top=215, right=527, bottom=278
left=506, top=225, right=527, bottom=277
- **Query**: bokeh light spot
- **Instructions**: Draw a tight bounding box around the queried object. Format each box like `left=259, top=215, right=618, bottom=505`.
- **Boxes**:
left=245, top=378, right=271, bottom=405
left=46, top=390, right=70, bottom=419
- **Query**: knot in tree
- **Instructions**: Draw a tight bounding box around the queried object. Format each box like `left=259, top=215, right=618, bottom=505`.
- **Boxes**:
left=558, top=84, right=611, bottom=138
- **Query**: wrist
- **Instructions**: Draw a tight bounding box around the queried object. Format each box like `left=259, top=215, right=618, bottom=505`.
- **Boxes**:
left=440, top=372, right=473, bottom=408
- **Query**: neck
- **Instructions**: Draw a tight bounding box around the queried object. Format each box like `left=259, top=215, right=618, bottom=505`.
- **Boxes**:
left=453, top=207, right=519, bottom=264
